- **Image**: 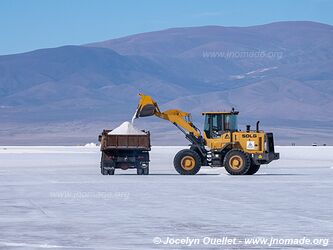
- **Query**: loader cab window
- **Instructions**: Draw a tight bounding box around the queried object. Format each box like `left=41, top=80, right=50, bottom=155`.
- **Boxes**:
left=204, top=114, right=222, bottom=138
left=204, top=114, right=238, bottom=138
left=225, top=114, right=238, bottom=131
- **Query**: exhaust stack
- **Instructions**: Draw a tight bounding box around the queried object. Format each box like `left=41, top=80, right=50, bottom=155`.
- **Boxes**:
left=256, top=121, right=260, bottom=132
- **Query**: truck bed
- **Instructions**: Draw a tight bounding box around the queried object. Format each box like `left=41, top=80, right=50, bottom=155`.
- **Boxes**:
left=99, top=130, right=151, bottom=151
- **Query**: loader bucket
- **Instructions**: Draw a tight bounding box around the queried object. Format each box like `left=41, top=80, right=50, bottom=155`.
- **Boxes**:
left=135, top=94, right=159, bottom=118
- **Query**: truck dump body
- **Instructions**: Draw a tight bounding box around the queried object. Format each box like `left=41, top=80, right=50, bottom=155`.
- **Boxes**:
left=98, top=129, right=151, bottom=175
left=100, top=130, right=150, bottom=150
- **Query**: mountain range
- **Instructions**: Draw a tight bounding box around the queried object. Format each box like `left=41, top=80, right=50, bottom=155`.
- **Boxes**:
left=0, top=21, right=332, bottom=145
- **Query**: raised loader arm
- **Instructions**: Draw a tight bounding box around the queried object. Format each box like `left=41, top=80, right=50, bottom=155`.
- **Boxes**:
left=135, top=94, right=202, bottom=139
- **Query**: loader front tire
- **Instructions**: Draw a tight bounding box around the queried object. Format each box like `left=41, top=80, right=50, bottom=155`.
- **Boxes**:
left=224, top=149, right=251, bottom=175
left=174, top=149, right=201, bottom=175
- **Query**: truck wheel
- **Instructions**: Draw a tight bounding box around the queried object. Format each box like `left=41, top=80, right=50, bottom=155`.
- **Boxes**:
left=101, top=166, right=108, bottom=175
left=245, top=163, right=261, bottom=175
left=101, top=152, right=107, bottom=175
left=137, top=168, right=143, bottom=175
left=174, top=149, right=201, bottom=175
left=100, top=161, right=109, bottom=175
left=224, top=149, right=251, bottom=175
left=108, top=168, right=115, bottom=175
left=143, top=165, right=149, bottom=175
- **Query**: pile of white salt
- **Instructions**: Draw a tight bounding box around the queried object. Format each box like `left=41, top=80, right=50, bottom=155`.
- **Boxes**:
left=108, top=121, right=145, bottom=135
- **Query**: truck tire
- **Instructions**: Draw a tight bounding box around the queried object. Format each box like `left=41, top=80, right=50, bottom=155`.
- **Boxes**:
left=137, top=168, right=143, bottom=175
left=101, top=163, right=114, bottom=175
left=101, top=152, right=115, bottom=175
left=245, top=163, right=261, bottom=175
left=143, top=165, right=149, bottom=175
left=174, top=149, right=201, bottom=175
left=101, top=153, right=107, bottom=175
left=223, top=149, right=251, bottom=175
left=101, top=166, right=108, bottom=175
left=101, top=161, right=109, bottom=175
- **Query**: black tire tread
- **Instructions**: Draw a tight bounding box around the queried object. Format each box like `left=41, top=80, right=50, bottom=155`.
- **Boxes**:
left=101, top=152, right=114, bottom=175
left=143, top=166, right=149, bottom=175
left=173, top=149, right=201, bottom=175
left=137, top=168, right=143, bottom=175
left=245, top=163, right=261, bottom=175
left=223, top=149, right=251, bottom=175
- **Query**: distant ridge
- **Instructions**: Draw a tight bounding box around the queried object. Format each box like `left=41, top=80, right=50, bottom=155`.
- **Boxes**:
left=0, top=21, right=332, bottom=145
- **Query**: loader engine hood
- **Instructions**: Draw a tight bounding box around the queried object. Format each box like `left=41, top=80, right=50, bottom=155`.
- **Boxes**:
left=135, top=94, right=160, bottom=118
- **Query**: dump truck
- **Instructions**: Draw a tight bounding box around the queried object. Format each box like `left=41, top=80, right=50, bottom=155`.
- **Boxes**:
left=98, top=129, right=151, bottom=175
left=134, top=94, right=279, bottom=175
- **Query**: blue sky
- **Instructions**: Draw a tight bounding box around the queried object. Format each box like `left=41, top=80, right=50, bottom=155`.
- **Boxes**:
left=1, top=0, right=332, bottom=55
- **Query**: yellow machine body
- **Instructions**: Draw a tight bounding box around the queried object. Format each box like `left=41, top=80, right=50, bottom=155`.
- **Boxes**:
left=135, top=94, right=279, bottom=175
left=204, top=131, right=265, bottom=153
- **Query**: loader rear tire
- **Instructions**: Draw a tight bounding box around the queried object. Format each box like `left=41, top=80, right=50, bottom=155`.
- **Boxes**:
left=224, top=149, right=251, bottom=175
left=174, top=149, right=201, bottom=175
left=245, top=163, right=261, bottom=175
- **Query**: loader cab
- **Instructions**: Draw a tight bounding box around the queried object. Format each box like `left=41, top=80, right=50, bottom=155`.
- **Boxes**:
left=203, top=110, right=239, bottom=139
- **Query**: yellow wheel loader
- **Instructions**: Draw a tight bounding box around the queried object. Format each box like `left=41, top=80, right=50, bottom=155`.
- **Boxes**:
left=135, top=94, right=279, bottom=175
